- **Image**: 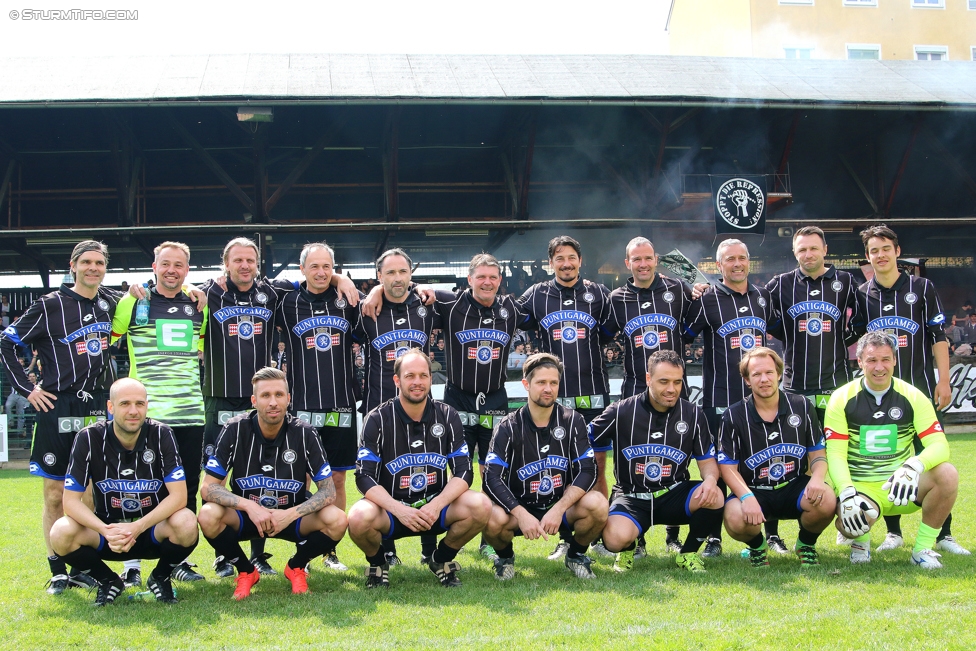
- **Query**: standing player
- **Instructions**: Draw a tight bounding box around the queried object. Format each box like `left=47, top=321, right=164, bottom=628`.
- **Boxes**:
left=276, top=242, right=362, bottom=572
left=850, top=224, right=967, bottom=555
left=684, top=238, right=775, bottom=557
left=111, top=241, right=206, bottom=585
left=717, top=347, right=836, bottom=567
left=602, top=236, right=692, bottom=555
left=592, top=350, right=724, bottom=573
left=198, top=368, right=347, bottom=599
left=825, top=332, right=958, bottom=568
left=348, top=350, right=491, bottom=588
left=0, top=240, right=118, bottom=594
left=516, top=235, right=613, bottom=560
left=482, top=353, right=607, bottom=580
left=50, top=378, right=199, bottom=605
left=762, top=226, right=858, bottom=554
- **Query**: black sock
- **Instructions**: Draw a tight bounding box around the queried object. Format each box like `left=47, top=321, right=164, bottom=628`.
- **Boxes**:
left=59, top=546, right=115, bottom=582
left=884, top=515, right=902, bottom=536
left=366, top=549, right=387, bottom=567
left=289, top=531, right=338, bottom=570
left=938, top=512, right=953, bottom=541
left=206, top=527, right=253, bottom=574
left=683, top=507, right=724, bottom=553
left=637, top=533, right=647, bottom=546
left=250, top=537, right=266, bottom=559
left=382, top=539, right=397, bottom=557
left=621, top=541, right=637, bottom=552
left=664, top=527, right=679, bottom=542
left=421, top=533, right=438, bottom=556
left=494, top=543, right=514, bottom=559
left=568, top=536, right=589, bottom=557
left=746, top=533, right=765, bottom=549
left=48, top=554, right=67, bottom=576
left=765, top=520, right=780, bottom=538
left=432, top=539, right=460, bottom=564
left=152, top=539, right=197, bottom=581
left=560, top=529, right=571, bottom=543
left=797, top=524, right=820, bottom=547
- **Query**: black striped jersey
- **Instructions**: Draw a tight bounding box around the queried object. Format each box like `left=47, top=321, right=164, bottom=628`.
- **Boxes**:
left=276, top=284, right=364, bottom=411
left=517, top=279, right=611, bottom=399
left=64, top=419, right=185, bottom=522
left=851, top=273, right=947, bottom=398
left=604, top=275, right=692, bottom=398
left=200, top=277, right=291, bottom=399
left=433, top=289, right=522, bottom=395
left=355, top=398, right=471, bottom=503
left=483, top=404, right=595, bottom=512
left=358, top=292, right=440, bottom=413
left=685, top=282, right=775, bottom=409
left=716, top=392, right=823, bottom=487
left=589, top=393, right=714, bottom=494
left=0, top=284, right=119, bottom=397
left=824, top=377, right=944, bottom=484
left=204, top=412, right=332, bottom=509
left=111, top=289, right=206, bottom=427
left=765, top=266, right=858, bottom=393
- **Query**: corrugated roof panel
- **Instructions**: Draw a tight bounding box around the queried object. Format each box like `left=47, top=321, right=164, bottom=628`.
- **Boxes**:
left=447, top=55, right=506, bottom=97
left=485, top=56, right=547, bottom=97
left=328, top=54, right=376, bottom=96
left=198, top=55, right=249, bottom=97
left=367, top=54, right=420, bottom=97
left=406, top=55, right=463, bottom=97
left=521, top=56, right=589, bottom=97
left=558, top=56, right=630, bottom=97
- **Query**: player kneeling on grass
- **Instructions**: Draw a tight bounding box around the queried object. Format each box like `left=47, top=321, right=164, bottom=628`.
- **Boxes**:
left=825, top=332, right=958, bottom=569
left=50, top=378, right=199, bottom=606
left=482, top=353, right=608, bottom=580
left=348, top=350, right=491, bottom=589
left=198, top=367, right=347, bottom=600
left=591, top=350, right=725, bottom=573
left=717, top=347, right=836, bottom=568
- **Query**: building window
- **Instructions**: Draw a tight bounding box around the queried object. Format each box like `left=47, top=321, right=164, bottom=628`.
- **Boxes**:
left=844, top=0, right=877, bottom=5
left=784, top=48, right=814, bottom=59
left=972, top=46, right=976, bottom=61
left=915, top=46, right=948, bottom=60
left=847, top=44, right=881, bottom=60
left=911, top=0, right=944, bottom=7
left=970, top=0, right=976, bottom=9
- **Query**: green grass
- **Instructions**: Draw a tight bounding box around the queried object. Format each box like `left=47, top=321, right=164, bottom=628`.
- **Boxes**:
left=4, top=437, right=976, bottom=650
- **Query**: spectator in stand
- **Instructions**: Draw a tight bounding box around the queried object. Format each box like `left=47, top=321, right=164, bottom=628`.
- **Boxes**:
left=946, top=316, right=964, bottom=348
left=508, top=343, right=528, bottom=372
left=1, top=295, right=10, bottom=327
left=693, top=347, right=704, bottom=365
left=684, top=344, right=696, bottom=365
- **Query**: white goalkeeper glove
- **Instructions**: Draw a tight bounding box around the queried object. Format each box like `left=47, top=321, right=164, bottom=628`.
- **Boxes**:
left=882, top=457, right=924, bottom=507
left=838, top=486, right=879, bottom=537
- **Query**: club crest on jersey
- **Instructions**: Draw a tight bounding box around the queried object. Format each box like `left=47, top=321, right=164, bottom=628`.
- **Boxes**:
left=431, top=424, right=445, bottom=438
left=258, top=491, right=279, bottom=508
left=61, top=322, right=111, bottom=356
left=663, top=291, right=675, bottom=303
left=499, top=307, right=509, bottom=319
left=335, top=298, right=347, bottom=309
left=308, top=330, right=340, bottom=351
left=675, top=421, right=689, bottom=434
left=416, top=306, right=428, bottom=318
left=403, top=471, right=433, bottom=491
left=229, top=317, right=261, bottom=339
left=531, top=474, right=563, bottom=495
left=888, top=407, right=903, bottom=420
left=758, top=297, right=767, bottom=307
left=583, top=292, right=595, bottom=303
left=94, top=298, right=109, bottom=311
left=637, top=458, right=669, bottom=481
left=552, top=426, right=566, bottom=440
left=787, top=414, right=802, bottom=428
left=831, top=280, right=844, bottom=292
left=116, top=494, right=145, bottom=512
left=255, top=292, right=268, bottom=304
left=469, top=345, right=499, bottom=364
left=760, top=460, right=794, bottom=481
left=904, top=293, right=918, bottom=304
left=142, top=450, right=155, bottom=464
left=43, top=452, right=56, bottom=466
left=282, top=449, right=297, bottom=464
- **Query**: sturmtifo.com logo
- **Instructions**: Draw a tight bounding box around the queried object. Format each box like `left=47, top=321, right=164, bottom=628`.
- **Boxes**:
left=715, top=178, right=764, bottom=230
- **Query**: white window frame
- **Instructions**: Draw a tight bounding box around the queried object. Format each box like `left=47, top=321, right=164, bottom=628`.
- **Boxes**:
left=914, top=45, right=949, bottom=60
left=847, top=43, right=882, bottom=60
left=843, top=0, right=877, bottom=6
left=784, top=47, right=815, bottom=59
left=970, top=0, right=976, bottom=11
left=911, top=0, right=945, bottom=8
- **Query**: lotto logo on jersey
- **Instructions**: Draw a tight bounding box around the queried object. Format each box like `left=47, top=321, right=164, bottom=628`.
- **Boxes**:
left=75, top=336, right=107, bottom=356
left=552, top=327, right=586, bottom=342
left=228, top=320, right=262, bottom=339
left=468, top=346, right=500, bottom=363
left=530, top=474, right=563, bottom=494
left=759, top=461, right=795, bottom=479
left=634, top=330, right=668, bottom=349
left=400, top=472, right=438, bottom=490
left=798, top=319, right=831, bottom=335
left=306, top=333, right=341, bottom=351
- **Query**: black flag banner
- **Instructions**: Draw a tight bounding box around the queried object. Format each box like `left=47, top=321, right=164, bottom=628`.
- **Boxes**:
left=658, top=249, right=710, bottom=286
left=711, top=175, right=767, bottom=235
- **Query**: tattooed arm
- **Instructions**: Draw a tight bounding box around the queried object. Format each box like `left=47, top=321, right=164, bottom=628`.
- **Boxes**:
left=200, top=474, right=242, bottom=508
left=268, top=477, right=337, bottom=535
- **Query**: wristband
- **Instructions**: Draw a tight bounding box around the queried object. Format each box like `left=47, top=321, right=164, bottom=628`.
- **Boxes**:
left=739, top=492, right=754, bottom=503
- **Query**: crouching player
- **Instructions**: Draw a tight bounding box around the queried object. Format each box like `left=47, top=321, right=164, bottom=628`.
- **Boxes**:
left=717, top=347, right=835, bottom=567
left=50, top=378, right=199, bottom=605
left=592, top=350, right=725, bottom=573
left=825, top=332, right=958, bottom=568
left=482, top=353, right=608, bottom=580
left=198, top=368, right=347, bottom=599
left=348, top=350, right=491, bottom=589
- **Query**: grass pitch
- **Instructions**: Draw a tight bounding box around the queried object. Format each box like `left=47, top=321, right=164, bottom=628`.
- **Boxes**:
left=3, top=436, right=976, bottom=650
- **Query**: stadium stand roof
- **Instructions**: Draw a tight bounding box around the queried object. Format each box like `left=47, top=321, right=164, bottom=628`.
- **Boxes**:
left=1, top=54, right=974, bottom=108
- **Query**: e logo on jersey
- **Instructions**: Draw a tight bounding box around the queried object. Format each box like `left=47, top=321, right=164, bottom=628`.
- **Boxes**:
left=156, top=320, right=195, bottom=352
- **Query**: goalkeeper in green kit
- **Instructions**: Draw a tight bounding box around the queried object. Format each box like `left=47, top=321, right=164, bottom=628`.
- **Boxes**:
left=823, top=331, right=958, bottom=568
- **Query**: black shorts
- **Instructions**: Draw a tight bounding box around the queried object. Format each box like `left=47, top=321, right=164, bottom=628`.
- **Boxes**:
left=95, top=525, right=165, bottom=562
left=203, top=396, right=251, bottom=456
left=733, top=475, right=810, bottom=521
left=30, top=391, right=105, bottom=481
left=234, top=510, right=307, bottom=543
left=293, top=407, right=358, bottom=472
left=171, top=425, right=205, bottom=513
left=383, top=505, right=450, bottom=541
left=609, top=481, right=702, bottom=536
left=511, top=504, right=572, bottom=538
left=443, top=384, right=508, bottom=466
